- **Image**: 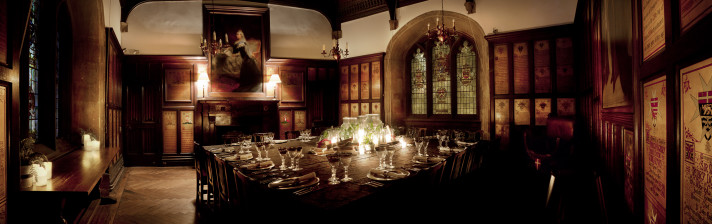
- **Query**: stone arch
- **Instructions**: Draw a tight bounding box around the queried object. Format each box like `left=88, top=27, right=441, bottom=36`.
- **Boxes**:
left=384, top=10, right=489, bottom=138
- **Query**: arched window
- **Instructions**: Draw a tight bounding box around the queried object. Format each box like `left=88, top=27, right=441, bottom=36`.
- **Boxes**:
left=28, top=0, right=40, bottom=138
left=24, top=0, right=72, bottom=146
left=407, top=36, right=479, bottom=119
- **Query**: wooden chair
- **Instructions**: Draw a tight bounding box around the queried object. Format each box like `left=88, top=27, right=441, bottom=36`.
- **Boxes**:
left=284, top=130, right=300, bottom=139
left=204, top=150, right=218, bottom=211
left=214, top=155, right=230, bottom=213
left=194, top=142, right=209, bottom=207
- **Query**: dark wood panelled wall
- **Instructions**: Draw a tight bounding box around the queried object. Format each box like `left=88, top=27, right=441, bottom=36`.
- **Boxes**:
left=123, top=56, right=206, bottom=166
left=485, top=25, right=576, bottom=150
left=338, top=53, right=385, bottom=123
left=265, top=58, right=338, bottom=139
left=577, top=0, right=712, bottom=222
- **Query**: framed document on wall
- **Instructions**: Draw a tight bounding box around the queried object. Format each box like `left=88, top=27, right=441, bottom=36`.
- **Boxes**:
left=680, top=57, right=712, bottom=224
left=164, top=68, right=193, bottom=103
left=643, top=75, right=666, bottom=224
left=280, top=70, right=304, bottom=102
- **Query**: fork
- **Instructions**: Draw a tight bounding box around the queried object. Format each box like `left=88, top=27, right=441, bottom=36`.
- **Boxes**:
left=364, top=181, right=384, bottom=188
left=293, top=186, right=318, bottom=196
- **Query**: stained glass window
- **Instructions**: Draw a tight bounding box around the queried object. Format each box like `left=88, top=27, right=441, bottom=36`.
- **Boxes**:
left=411, top=48, right=426, bottom=114
left=432, top=41, right=451, bottom=114
left=28, top=0, right=40, bottom=138
left=456, top=41, right=476, bottom=114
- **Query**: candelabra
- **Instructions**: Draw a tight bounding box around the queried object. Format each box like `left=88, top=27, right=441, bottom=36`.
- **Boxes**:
left=425, top=0, right=457, bottom=43
left=321, top=39, right=349, bottom=61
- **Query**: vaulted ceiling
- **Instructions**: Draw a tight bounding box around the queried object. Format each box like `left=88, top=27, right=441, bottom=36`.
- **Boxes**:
left=120, top=0, right=430, bottom=30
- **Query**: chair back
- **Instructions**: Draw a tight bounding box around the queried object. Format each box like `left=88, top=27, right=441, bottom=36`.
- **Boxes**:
left=215, top=155, right=230, bottom=210
left=546, top=116, right=575, bottom=155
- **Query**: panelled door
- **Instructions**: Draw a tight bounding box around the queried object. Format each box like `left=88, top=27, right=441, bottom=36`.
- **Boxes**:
left=124, top=62, right=162, bottom=166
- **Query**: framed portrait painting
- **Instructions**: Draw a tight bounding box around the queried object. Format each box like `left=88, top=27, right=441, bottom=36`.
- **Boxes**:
left=205, top=5, right=269, bottom=98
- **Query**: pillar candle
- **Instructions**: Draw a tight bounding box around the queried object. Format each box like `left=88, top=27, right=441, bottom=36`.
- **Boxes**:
left=44, top=162, right=53, bottom=179
left=34, top=164, right=47, bottom=186
left=83, top=134, right=91, bottom=146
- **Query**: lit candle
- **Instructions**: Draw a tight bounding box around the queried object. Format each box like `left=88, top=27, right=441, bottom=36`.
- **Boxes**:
left=201, top=35, right=204, bottom=44
left=452, top=19, right=455, bottom=27
left=44, top=162, right=53, bottom=179
left=83, top=134, right=91, bottom=146
left=213, top=31, right=216, bottom=41
left=322, top=44, right=326, bottom=51
left=225, top=33, right=229, bottom=43
left=34, top=165, right=47, bottom=186
left=436, top=17, right=439, bottom=24
left=345, top=42, right=348, bottom=49
left=428, top=23, right=430, bottom=30
left=333, top=39, right=336, bottom=47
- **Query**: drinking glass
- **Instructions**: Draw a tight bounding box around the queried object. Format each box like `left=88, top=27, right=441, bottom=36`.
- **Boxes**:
left=240, top=135, right=252, bottom=154
left=254, top=142, right=264, bottom=161
left=293, top=147, right=303, bottom=171
left=326, top=153, right=341, bottom=185
left=419, top=137, right=430, bottom=157
left=374, top=146, right=386, bottom=170
left=386, top=145, right=396, bottom=169
left=339, top=151, right=353, bottom=182
left=287, top=147, right=297, bottom=169
left=278, top=147, right=288, bottom=170
left=261, top=142, right=270, bottom=161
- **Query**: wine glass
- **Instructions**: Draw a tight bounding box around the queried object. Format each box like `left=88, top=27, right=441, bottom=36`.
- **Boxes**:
left=339, top=150, right=354, bottom=182
left=386, top=145, right=396, bottom=169
left=287, top=147, right=297, bottom=169
left=254, top=142, right=264, bottom=161
left=278, top=147, right=288, bottom=170
left=374, top=145, right=386, bottom=170
left=326, top=153, right=341, bottom=185
left=240, top=135, right=252, bottom=154
left=420, top=137, right=430, bottom=157
left=293, top=147, right=303, bottom=171
left=261, top=142, right=270, bottom=161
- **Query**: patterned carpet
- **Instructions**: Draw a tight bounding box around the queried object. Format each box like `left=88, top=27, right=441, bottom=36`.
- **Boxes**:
left=113, top=167, right=198, bottom=224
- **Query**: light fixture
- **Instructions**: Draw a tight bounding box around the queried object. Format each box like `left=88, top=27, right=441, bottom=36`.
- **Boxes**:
left=197, top=71, right=210, bottom=97
left=425, top=0, right=457, bottom=43
left=200, top=0, right=226, bottom=56
left=268, top=74, right=282, bottom=99
left=321, top=39, right=349, bottom=61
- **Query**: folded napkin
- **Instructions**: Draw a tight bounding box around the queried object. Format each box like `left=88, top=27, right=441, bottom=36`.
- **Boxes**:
left=413, top=156, right=445, bottom=164
left=241, top=160, right=274, bottom=169
left=315, top=149, right=336, bottom=156
left=268, top=172, right=317, bottom=188
left=370, top=169, right=407, bottom=179
left=227, top=153, right=253, bottom=161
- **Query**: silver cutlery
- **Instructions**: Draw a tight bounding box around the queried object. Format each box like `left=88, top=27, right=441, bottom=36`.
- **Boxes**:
left=293, top=185, right=319, bottom=196
left=362, top=181, right=384, bottom=188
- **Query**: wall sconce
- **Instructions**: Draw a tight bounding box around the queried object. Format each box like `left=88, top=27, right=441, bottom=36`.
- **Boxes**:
left=197, top=71, right=210, bottom=97
left=268, top=74, right=282, bottom=99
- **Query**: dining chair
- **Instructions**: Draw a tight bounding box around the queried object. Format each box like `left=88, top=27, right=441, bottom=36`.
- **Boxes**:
left=232, top=168, right=252, bottom=212
left=284, top=130, right=300, bottom=139
left=204, top=150, right=218, bottom=211
left=194, top=142, right=209, bottom=208
left=214, top=155, right=230, bottom=213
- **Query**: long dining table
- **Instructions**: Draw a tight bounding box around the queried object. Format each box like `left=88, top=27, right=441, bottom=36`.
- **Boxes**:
left=202, top=137, right=484, bottom=217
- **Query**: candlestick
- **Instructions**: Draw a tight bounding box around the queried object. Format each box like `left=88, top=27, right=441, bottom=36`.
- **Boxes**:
left=322, top=44, right=326, bottom=51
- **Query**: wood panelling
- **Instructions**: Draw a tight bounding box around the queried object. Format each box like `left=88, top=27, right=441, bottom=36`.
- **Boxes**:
left=338, top=53, right=384, bottom=123
left=486, top=25, right=576, bottom=142
left=123, top=56, right=206, bottom=166
left=265, top=58, right=338, bottom=137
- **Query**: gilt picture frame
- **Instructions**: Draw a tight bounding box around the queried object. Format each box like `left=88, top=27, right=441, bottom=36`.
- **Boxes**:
left=204, top=5, right=269, bottom=98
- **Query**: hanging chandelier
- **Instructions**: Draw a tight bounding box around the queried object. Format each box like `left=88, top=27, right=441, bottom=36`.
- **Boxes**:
left=200, top=0, right=226, bottom=56
left=321, top=39, right=349, bottom=61
left=426, top=0, right=457, bottom=43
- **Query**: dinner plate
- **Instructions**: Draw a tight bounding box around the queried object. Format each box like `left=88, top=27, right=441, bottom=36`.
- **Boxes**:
left=245, top=163, right=275, bottom=171
left=273, top=140, right=288, bottom=144
left=412, top=157, right=445, bottom=165
left=268, top=177, right=320, bottom=190
left=367, top=169, right=410, bottom=181
left=225, top=153, right=253, bottom=161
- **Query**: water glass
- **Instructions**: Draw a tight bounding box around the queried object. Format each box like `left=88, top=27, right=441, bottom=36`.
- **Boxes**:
left=374, top=145, right=387, bottom=170
left=339, top=150, right=354, bottom=182
left=261, top=143, right=270, bottom=161
left=326, top=153, right=341, bottom=185
left=287, top=147, right=297, bottom=169
left=254, top=142, right=264, bottom=161
left=386, top=145, right=396, bottom=169
left=293, top=147, right=303, bottom=171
